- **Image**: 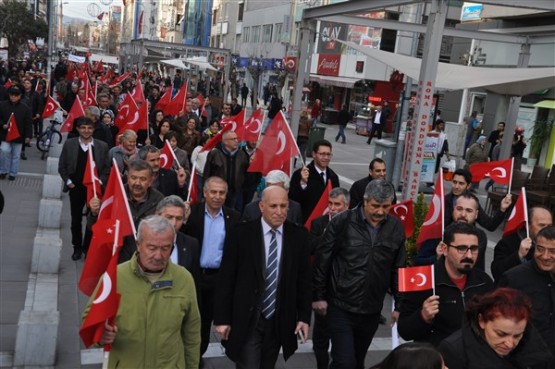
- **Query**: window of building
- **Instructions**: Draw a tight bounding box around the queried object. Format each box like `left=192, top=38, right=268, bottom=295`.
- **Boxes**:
left=243, top=27, right=250, bottom=43
left=262, top=24, right=273, bottom=43
left=213, top=9, right=218, bottom=25
left=274, top=23, right=283, bottom=43
left=252, top=25, right=261, bottom=43
left=238, top=2, right=244, bottom=22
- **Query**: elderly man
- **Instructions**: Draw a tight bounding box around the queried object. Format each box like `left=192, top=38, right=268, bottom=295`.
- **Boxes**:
left=214, top=186, right=311, bottom=368
left=498, top=225, right=555, bottom=358
left=491, top=206, right=553, bottom=281
left=308, top=187, right=350, bottom=369
left=313, top=180, right=405, bottom=369
left=83, top=216, right=201, bottom=369
left=204, top=130, right=250, bottom=211
left=242, top=170, right=303, bottom=224
left=398, top=222, right=494, bottom=347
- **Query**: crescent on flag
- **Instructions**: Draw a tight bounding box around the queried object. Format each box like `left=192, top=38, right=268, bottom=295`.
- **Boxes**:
left=276, top=131, right=287, bottom=155
left=489, top=167, right=507, bottom=178
left=127, top=111, right=140, bottom=126
left=415, top=273, right=427, bottom=287
left=423, top=195, right=441, bottom=226
left=394, top=205, right=408, bottom=216
left=160, top=153, right=169, bottom=168
left=250, top=118, right=262, bottom=134
left=93, top=273, right=112, bottom=304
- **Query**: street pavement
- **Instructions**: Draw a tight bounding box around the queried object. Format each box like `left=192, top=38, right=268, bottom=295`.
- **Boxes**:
left=0, top=119, right=506, bottom=368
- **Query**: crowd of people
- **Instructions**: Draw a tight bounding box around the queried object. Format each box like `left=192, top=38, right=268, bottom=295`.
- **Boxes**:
left=0, top=57, right=553, bottom=369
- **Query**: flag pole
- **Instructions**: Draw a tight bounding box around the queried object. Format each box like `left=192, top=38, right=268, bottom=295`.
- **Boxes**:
left=112, top=158, right=138, bottom=238
left=88, top=144, right=97, bottom=199
left=508, top=157, right=514, bottom=194
left=186, top=163, right=197, bottom=203
left=431, top=264, right=436, bottom=296
left=280, top=110, right=306, bottom=168
left=101, top=219, right=119, bottom=369
left=440, top=170, right=445, bottom=236
left=522, top=188, right=530, bottom=239
left=165, top=140, right=182, bottom=169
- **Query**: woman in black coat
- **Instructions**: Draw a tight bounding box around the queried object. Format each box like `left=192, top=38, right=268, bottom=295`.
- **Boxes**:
left=439, top=288, right=553, bottom=369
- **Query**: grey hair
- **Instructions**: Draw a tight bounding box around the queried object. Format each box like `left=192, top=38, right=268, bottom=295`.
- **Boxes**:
left=203, top=176, right=228, bottom=192
left=137, top=145, right=160, bottom=160
left=265, top=170, right=290, bottom=191
left=118, top=129, right=137, bottom=144
left=126, top=159, right=153, bottom=176
left=156, top=195, right=185, bottom=213
left=363, top=179, right=394, bottom=203
left=87, top=105, right=100, bottom=119
left=136, top=215, right=175, bottom=242
left=330, top=187, right=350, bottom=206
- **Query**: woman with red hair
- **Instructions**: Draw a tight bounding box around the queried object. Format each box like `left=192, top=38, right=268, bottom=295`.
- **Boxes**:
left=439, top=288, right=552, bottom=369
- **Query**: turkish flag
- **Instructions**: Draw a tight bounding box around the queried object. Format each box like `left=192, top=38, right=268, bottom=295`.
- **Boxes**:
left=221, top=110, right=246, bottom=139
left=187, top=163, right=199, bottom=205
left=155, top=85, right=172, bottom=111
left=164, top=83, right=187, bottom=116
left=78, top=162, right=136, bottom=296
left=242, top=108, right=265, bottom=142
left=470, top=158, right=512, bottom=185
left=109, top=72, right=131, bottom=88
left=115, top=93, right=140, bottom=132
left=82, top=74, right=97, bottom=108
left=42, top=95, right=61, bottom=118
left=199, top=123, right=233, bottom=153
left=160, top=140, right=175, bottom=170
left=247, top=111, right=300, bottom=176
left=137, top=66, right=145, bottom=81
left=5, top=113, right=21, bottom=142
left=390, top=199, right=415, bottom=238
left=304, top=181, right=332, bottom=231
left=61, top=95, right=86, bottom=133
left=65, top=63, right=76, bottom=81
left=137, top=100, right=149, bottom=132
left=94, top=59, right=104, bottom=73
left=503, top=187, right=528, bottom=237
left=130, top=79, right=145, bottom=105
left=83, top=146, right=103, bottom=204
left=398, top=265, right=434, bottom=292
left=99, top=67, right=114, bottom=84
left=79, top=237, right=121, bottom=348
left=416, top=171, right=444, bottom=247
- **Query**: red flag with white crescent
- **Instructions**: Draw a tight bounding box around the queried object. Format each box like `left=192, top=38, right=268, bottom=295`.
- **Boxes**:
left=469, top=158, right=512, bottom=185
left=199, top=123, right=233, bottom=153
left=503, top=187, right=528, bottom=237
left=304, top=181, right=332, bottom=231
left=164, top=83, right=187, bottom=116
left=398, top=265, right=434, bottom=292
left=82, top=75, right=97, bottom=108
left=155, top=85, right=172, bottom=111
left=160, top=140, right=175, bottom=170
left=109, top=72, right=131, bottom=88
left=114, top=93, right=140, bottom=132
left=42, top=95, right=61, bottom=119
left=61, top=95, right=86, bottom=133
left=390, top=199, right=415, bottom=238
left=6, top=113, right=21, bottom=142
left=83, top=145, right=103, bottom=204
left=247, top=111, right=300, bottom=176
left=416, top=171, right=444, bottom=247
left=221, top=110, right=245, bottom=138
left=242, top=108, right=265, bottom=142
left=130, top=79, right=145, bottom=105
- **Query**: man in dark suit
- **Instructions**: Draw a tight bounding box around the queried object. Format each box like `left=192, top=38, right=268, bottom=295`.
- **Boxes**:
left=156, top=195, right=201, bottom=278
left=289, top=139, right=340, bottom=223
left=182, top=176, right=241, bottom=359
left=58, top=117, right=111, bottom=260
left=138, top=145, right=188, bottom=200
left=367, top=102, right=390, bottom=145
left=349, top=158, right=397, bottom=209
left=214, top=186, right=311, bottom=368
left=308, top=187, right=350, bottom=369
left=242, top=169, right=303, bottom=225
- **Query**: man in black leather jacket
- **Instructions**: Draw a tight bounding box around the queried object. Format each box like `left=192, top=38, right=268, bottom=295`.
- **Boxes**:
left=312, top=180, right=405, bottom=369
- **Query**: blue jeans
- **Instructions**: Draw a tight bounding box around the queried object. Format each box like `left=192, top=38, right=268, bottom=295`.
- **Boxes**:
left=0, top=141, right=23, bottom=177
left=327, top=303, right=381, bottom=369
left=335, top=126, right=346, bottom=143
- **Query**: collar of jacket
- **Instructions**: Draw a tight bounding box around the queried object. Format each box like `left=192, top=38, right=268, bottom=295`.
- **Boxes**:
left=131, top=252, right=175, bottom=289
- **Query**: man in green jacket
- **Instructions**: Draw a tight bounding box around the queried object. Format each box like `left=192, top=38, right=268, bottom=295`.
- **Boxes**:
left=83, top=215, right=201, bottom=369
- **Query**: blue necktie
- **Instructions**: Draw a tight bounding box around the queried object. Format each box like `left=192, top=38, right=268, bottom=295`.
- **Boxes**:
left=262, top=230, right=278, bottom=319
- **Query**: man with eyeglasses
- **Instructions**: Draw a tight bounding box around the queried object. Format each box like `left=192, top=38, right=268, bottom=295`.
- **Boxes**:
left=398, top=222, right=494, bottom=347
left=289, top=139, right=340, bottom=223
left=415, top=192, right=487, bottom=271
left=498, top=225, right=555, bottom=358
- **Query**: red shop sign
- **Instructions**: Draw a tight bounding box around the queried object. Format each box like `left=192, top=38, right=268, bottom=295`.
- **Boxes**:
left=317, top=54, right=341, bottom=76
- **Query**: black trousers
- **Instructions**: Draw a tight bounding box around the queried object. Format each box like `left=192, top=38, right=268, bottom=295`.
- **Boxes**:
left=68, top=185, right=87, bottom=248
left=200, top=271, right=218, bottom=356
left=312, top=312, right=330, bottom=369
left=367, top=123, right=383, bottom=143
left=236, top=314, right=280, bottom=369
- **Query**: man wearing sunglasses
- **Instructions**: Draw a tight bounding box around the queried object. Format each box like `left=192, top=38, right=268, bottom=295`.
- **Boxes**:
left=397, top=222, right=494, bottom=347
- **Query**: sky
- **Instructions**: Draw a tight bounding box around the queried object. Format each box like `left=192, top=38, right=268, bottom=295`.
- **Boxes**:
left=62, top=0, right=124, bottom=22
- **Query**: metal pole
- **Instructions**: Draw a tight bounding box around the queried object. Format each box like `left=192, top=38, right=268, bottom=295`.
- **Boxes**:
left=401, top=0, right=448, bottom=201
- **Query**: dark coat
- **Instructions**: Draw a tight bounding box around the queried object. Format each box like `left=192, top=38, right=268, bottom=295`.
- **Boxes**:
left=58, top=138, right=111, bottom=186
left=444, top=192, right=505, bottom=232
left=337, top=109, right=351, bottom=127
left=181, top=202, right=240, bottom=250
left=491, top=229, right=531, bottom=282
left=153, top=168, right=187, bottom=200
left=309, top=215, right=329, bottom=255
left=242, top=199, right=303, bottom=225
left=213, top=220, right=312, bottom=362
left=439, top=322, right=553, bottom=369
left=313, top=207, right=406, bottom=314
left=289, top=161, right=340, bottom=223
left=204, top=145, right=250, bottom=193
left=397, top=257, right=494, bottom=346
left=349, top=175, right=397, bottom=209
left=0, top=99, right=33, bottom=144
left=498, top=259, right=555, bottom=358
left=175, top=231, right=201, bottom=303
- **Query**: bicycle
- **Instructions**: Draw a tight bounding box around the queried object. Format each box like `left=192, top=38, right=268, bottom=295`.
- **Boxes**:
left=37, top=119, right=63, bottom=160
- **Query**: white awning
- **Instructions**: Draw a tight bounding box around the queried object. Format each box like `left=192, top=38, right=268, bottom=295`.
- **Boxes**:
left=338, top=40, right=555, bottom=96
left=159, top=59, right=189, bottom=69
left=309, top=74, right=362, bottom=88
left=534, top=100, right=555, bottom=109
left=183, top=57, right=218, bottom=71
left=89, top=54, right=119, bottom=65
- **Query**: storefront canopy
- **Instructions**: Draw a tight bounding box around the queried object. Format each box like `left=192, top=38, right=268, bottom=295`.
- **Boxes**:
left=159, top=59, right=189, bottom=69
left=338, top=40, right=555, bottom=96
left=183, top=57, right=218, bottom=71
left=534, top=100, right=555, bottom=109
left=309, top=74, right=362, bottom=88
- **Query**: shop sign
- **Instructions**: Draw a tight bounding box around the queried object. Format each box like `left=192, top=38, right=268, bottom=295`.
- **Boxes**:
left=317, top=54, right=340, bottom=76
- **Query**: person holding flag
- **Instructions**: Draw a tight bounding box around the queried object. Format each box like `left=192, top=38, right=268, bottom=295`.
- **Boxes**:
left=397, top=222, right=494, bottom=347
left=82, top=215, right=201, bottom=368
left=0, top=85, right=33, bottom=181
left=59, top=117, right=111, bottom=260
